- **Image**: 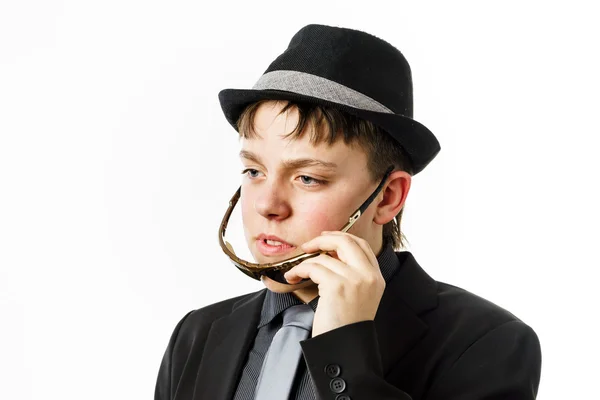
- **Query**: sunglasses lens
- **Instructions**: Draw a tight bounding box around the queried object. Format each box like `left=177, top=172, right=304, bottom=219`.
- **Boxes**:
left=265, top=269, right=288, bottom=284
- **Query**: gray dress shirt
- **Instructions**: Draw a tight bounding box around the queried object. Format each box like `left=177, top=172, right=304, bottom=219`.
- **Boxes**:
left=232, top=241, right=401, bottom=400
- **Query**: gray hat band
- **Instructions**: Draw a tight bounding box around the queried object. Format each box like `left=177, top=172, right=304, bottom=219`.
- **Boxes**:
left=252, top=70, right=393, bottom=114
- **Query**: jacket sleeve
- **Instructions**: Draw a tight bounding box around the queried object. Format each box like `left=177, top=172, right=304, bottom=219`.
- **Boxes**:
left=300, top=319, right=542, bottom=399
left=301, top=321, right=413, bottom=399
left=426, top=320, right=542, bottom=400
left=154, top=311, right=195, bottom=400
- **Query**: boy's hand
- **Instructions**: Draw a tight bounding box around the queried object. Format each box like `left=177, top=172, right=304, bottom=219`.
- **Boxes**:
left=284, top=231, right=386, bottom=337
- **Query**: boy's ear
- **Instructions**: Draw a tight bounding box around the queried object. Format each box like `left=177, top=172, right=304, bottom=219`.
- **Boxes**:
left=374, top=171, right=411, bottom=225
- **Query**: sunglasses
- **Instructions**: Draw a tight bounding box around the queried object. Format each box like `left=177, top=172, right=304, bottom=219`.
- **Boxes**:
left=218, top=165, right=395, bottom=284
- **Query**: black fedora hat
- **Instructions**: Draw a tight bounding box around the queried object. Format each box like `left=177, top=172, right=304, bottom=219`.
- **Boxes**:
left=218, top=24, right=440, bottom=175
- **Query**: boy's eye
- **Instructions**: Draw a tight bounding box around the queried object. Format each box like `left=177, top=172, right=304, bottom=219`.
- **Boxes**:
left=241, top=168, right=261, bottom=178
left=241, top=169, right=324, bottom=186
left=299, top=175, right=319, bottom=185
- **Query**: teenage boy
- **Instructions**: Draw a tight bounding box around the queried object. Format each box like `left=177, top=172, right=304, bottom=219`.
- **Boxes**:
left=155, top=24, right=542, bottom=400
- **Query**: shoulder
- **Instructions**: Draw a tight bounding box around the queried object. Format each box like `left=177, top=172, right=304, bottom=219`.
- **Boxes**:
left=177, top=289, right=264, bottom=330
left=169, top=289, right=265, bottom=346
left=424, top=283, right=542, bottom=397
left=160, top=289, right=266, bottom=372
left=394, top=251, right=528, bottom=332
left=425, top=280, right=540, bottom=367
left=155, top=289, right=267, bottom=399
left=434, top=281, right=520, bottom=326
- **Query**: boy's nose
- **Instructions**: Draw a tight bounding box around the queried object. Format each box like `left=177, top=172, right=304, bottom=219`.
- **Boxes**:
left=254, top=184, right=292, bottom=221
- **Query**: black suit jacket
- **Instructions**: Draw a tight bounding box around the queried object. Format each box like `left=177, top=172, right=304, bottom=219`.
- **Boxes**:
left=155, top=251, right=542, bottom=399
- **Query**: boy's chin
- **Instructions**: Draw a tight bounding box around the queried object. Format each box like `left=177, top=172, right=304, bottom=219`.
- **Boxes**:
left=260, top=275, right=315, bottom=293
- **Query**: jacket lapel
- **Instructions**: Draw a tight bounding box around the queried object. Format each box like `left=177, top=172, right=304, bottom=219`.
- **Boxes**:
left=374, top=251, right=438, bottom=376
left=193, top=289, right=267, bottom=400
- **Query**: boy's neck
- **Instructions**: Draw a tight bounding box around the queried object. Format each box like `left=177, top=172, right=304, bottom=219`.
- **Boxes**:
left=292, top=284, right=320, bottom=304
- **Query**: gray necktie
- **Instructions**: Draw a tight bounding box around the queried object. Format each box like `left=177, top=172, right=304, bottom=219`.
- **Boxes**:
left=254, top=304, right=315, bottom=400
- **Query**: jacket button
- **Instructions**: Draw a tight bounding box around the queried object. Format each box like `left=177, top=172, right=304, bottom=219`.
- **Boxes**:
left=335, top=395, right=352, bottom=400
left=325, top=364, right=341, bottom=377
left=329, top=377, right=347, bottom=393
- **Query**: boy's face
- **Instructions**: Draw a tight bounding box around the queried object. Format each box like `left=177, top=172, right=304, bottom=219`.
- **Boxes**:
left=239, top=101, right=387, bottom=295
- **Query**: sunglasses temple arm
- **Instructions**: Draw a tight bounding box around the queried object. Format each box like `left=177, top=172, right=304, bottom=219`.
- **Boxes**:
left=341, top=165, right=395, bottom=232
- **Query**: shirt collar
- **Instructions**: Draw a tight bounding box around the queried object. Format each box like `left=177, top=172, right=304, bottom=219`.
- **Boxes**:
left=257, top=239, right=401, bottom=328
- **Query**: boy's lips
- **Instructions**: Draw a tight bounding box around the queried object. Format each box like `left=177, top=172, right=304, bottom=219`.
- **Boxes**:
left=256, top=239, right=297, bottom=256
left=255, top=234, right=296, bottom=257
left=256, top=233, right=293, bottom=246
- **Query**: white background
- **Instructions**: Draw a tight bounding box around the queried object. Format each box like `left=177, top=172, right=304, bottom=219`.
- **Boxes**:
left=1, top=1, right=598, bottom=399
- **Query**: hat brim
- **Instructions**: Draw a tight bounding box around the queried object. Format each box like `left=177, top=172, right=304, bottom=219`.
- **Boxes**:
left=218, top=88, right=440, bottom=175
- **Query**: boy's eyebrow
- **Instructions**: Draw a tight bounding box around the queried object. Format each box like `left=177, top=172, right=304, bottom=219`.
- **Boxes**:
left=239, top=150, right=338, bottom=170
